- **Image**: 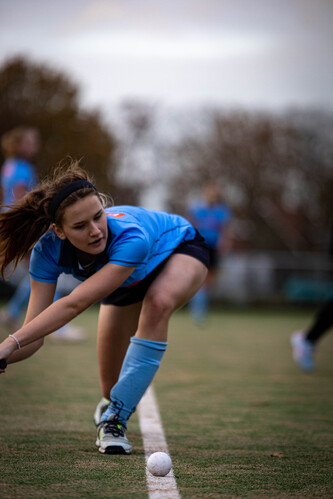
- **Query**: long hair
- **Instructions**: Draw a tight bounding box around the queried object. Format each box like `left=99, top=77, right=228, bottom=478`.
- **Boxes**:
left=0, top=160, right=108, bottom=278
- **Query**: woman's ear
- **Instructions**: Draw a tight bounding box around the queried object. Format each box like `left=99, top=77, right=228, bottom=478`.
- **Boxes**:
left=52, top=223, right=66, bottom=240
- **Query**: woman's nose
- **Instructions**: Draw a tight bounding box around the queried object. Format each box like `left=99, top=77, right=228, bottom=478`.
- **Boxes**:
left=89, top=222, right=100, bottom=235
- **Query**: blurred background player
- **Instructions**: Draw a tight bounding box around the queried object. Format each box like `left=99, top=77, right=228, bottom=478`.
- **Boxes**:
left=0, top=126, right=39, bottom=331
left=291, top=301, right=333, bottom=371
left=291, top=218, right=333, bottom=371
left=187, top=182, right=232, bottom=323
left=0, top=126, right=84, bottom=341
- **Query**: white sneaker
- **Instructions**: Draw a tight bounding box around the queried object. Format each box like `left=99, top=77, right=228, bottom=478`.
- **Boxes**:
left=291, top=331, right=315, bottom=371
left=96, top=414, right=132, bottom=455
left=93, top=397, right=110, bottom=426
left=51, top=325, right=85, bottom=343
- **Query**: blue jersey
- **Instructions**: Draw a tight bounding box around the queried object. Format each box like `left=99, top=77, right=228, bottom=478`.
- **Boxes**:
left=188, top=201, right=231, bottom=248
left=1, top=158, right=38, bottom=206
left=30, top=206, right=196, bottom=288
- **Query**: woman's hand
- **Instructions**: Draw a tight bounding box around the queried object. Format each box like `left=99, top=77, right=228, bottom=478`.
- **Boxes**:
left=0, top=359, right=7, bottom=371
left=0, top=337, right=18, bottom=373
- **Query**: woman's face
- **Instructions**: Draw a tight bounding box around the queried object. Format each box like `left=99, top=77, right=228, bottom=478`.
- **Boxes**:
left=19, top=130, right=40, bottom=159
left=53, top=194, right=108, bottom=254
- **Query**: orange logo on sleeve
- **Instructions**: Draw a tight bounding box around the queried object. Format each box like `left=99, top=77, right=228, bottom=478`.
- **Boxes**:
left=107, top=213, right=126, bottom=218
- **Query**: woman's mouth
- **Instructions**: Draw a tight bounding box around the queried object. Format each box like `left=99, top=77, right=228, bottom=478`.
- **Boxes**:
left=89, top=237, right=103, bottom=246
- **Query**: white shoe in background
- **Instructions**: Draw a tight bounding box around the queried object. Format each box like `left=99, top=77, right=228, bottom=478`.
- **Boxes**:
left=51, top=325, right=85, bottom=343
left=291, top=331, right=315, bottom=372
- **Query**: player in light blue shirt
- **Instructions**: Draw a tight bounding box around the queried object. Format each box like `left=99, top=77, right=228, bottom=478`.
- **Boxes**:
left=1, top=157, right=38, bottom=207
left=30, top=205, right=199, bottom=287
left=188, top=198, right=231, bottom=249
left=0, top=127, right=39, bottom=331
left=0, top=161, right=209, bottom=455
left=0, top=127, right=83, bottom=342
left=0, top=126, right=39, bottom=208
left=187, top=183, right=232, bottom=323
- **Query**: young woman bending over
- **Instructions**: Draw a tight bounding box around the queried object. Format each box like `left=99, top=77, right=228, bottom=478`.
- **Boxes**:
left=0, top=162, right=209, bottom=454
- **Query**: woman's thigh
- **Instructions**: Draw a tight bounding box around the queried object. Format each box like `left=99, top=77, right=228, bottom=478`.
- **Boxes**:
left=135, top=254, right=207, bottom=341
left=148, top=253, right=208, bottom=308
left=140, top=253, right=207, bottom=326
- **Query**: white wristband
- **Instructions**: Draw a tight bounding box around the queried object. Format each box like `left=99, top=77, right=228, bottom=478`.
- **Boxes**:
left=8, top=334, right=21, bottom=350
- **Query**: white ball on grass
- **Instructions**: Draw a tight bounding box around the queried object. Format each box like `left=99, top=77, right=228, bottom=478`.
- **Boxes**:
left=147, top=452, right=172, bottom=477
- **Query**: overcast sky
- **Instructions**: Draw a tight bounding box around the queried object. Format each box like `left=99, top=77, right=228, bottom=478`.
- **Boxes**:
left=1, top=0, right=333, bottom=112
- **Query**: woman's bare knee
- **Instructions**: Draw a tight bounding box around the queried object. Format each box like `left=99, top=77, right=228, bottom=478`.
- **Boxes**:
left=143, top=290, right=175, bottom=322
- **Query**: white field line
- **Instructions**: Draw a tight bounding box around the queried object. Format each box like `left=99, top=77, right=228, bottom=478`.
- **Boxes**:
left=138, top=385, right=180, bottom=499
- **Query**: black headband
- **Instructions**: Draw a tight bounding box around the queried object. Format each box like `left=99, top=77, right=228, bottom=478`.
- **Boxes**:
left=49, top=180, right=97, bottom=221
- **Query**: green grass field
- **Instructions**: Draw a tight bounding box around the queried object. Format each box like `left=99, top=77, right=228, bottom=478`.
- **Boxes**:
left=0, top=306, right=332, bottom=498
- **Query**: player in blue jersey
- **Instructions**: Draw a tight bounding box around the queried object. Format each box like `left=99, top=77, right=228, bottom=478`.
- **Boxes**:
left=0, top=127, right=84, bottom=342
left=291, top=219, right=333, bottom=371
left=0, top=161, right=209, bottom=454
left=0, top=127, right=39, bottom=331
left=187, top=183, right=231, bottom=323
left=0, top=126, right=39, bottom=206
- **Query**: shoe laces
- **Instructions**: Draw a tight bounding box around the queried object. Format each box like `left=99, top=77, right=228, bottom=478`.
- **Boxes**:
left=103, top=417, right=126, bottom=437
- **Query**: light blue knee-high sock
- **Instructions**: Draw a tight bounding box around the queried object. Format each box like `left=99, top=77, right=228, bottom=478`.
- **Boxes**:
left=102, top=337, right=167, bottom=424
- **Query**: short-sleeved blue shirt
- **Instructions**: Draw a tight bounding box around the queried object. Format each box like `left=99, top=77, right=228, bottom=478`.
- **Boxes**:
left=1, top=158, right=38, bottom=206
left=30, top=206, right=196, bottom=288
left=188, top=201, right=231, bottom=248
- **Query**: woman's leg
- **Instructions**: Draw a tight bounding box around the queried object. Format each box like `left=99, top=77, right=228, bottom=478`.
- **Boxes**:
left=97, top=302, right=142, bottom=398
left=137, top=253, right=208, bottom=341
left=97, top=255, right=207, bottom=454
left=106, top=254, right=207, bottom=421
left=291, top=300, right=333, bottom=372
left=306, top=300, right=333, bottom=343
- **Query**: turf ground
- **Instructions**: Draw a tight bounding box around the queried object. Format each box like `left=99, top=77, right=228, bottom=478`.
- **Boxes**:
left=0, top=306, right=332, bottom=498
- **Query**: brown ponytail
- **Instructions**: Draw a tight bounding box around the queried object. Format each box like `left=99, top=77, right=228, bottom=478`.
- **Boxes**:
left=0, top=160, right=108, bottom=278
left=0, top=186, right=51, bottom=277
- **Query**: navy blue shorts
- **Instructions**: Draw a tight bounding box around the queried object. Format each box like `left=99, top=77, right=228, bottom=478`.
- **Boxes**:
left=101, top=231, right=209, bottom=307
left=208, top=247, right=219, bottom=269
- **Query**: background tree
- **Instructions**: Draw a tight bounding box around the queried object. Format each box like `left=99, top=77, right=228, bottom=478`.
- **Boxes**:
left=0, top=56, right=117, bottom=193
left=168, top=109, right=333, bottom=252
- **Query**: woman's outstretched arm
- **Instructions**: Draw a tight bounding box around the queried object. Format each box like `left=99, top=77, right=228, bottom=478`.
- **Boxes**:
left=6, top=279, right=56, bottom=364
left=0, top=263, right=135, bottom=369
